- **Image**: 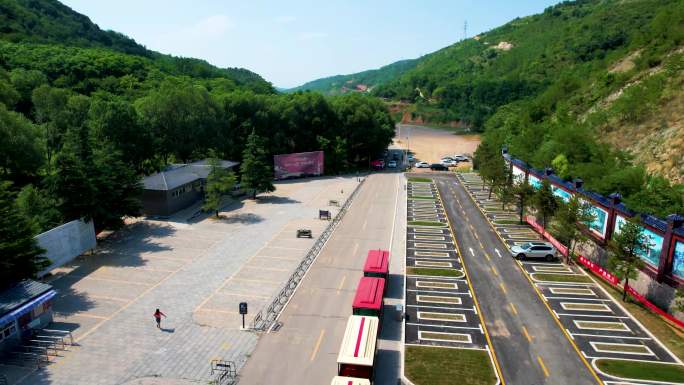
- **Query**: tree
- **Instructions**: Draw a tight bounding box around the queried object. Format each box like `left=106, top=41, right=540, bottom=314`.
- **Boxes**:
left=16, top=184, right=62, bottom=233
left=240, top=130, right=275, bottom=199
left=0, top=182, right=49, bottom=288
left=533, top=179, right=558, bottom=229
left=512, top=180, right=535, bottom=224
left=608, top=217, right=649, bottom=301
left=202, top=158, right=237, bottom=217
left=494, top=168, right=515, bottom=210
left=0, top=104, right=44, bottom=183
left=552, top=195, right=595, bottom=263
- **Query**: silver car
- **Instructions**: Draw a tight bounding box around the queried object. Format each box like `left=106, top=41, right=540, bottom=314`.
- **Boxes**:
left=510, top=242, right=557, bottom=261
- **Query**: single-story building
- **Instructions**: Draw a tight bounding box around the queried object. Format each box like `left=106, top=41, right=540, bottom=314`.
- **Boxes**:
left=142, top=159, right=238, bottom=217
left=0, top=280, right=56, bottom=353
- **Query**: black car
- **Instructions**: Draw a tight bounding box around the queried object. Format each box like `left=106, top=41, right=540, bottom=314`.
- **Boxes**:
left=430, top=163, right=448, bottom=171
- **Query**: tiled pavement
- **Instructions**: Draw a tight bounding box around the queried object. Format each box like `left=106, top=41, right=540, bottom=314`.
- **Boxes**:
left=404, top=179, right=497, bottom=375
left=0, top=177, right=359, bottom=385
left=457, top=172, right=684, bottom=384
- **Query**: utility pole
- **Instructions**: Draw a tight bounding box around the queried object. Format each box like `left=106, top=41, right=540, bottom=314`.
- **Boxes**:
left=463, top=20, right=468, bottom=41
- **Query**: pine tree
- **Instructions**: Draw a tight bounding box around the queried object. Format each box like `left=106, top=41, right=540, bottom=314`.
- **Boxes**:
left=608, top=217, right=649, bottom=301
left=0, top=182, right=48, bottom=288
left=552, top=195, right=595, bottom=263
left=203, top=158, right=237, bottom=217
left=240, top=130, right=274, bottom=199
left=533, top=179, right=558, bottom=229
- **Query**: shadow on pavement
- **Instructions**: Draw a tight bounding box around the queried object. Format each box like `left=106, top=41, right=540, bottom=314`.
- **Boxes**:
left=384, top=273, right=404, bottom=300
left=374, top=349, right=401, bottom=385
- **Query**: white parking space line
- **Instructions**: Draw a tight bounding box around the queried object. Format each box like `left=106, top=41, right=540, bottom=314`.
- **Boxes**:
left=418, top=330, right=473, bottom=344
left=574, top=320, right=631, bottom=332
left=415, top=260, right=453, bottom=268
left=549, top=287, right=597, bottom=296
left=418, top=311, right=467, bottom=323
left=570, top=332, right=651, bottom=340
left=560, top=302, right=611, bottom=312
left=416, top=281, right=458, bottom=290
left=414, top=251, right=450, bottom=257
left=416, top=295, right=463, bottom=305
left=589, top=341, right=655, bottom=356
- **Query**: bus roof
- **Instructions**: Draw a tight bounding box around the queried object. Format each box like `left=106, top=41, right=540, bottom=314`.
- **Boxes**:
left=337, top=315, right=379, bottom=367
left=330, top=376, right=371, bottom=385
left=352, top=277, right=385, bottom=311
left=363, top=249, right=389, bottom=274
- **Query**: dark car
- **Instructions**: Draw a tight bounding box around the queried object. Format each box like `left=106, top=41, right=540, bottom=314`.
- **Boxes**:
left=430, top=163, right=448, bottom=171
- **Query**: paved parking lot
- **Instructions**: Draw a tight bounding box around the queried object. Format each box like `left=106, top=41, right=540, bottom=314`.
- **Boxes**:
left=0, top=176, right=359, bottom=385
left=404, top=179, right=498, bottom=375
left=457, top=172, right=684, bottom=384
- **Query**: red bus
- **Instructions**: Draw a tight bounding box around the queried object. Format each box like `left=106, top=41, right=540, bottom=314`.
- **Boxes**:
left=337, top=315, right=379, bottom=380
left=363, top=249, right=389, bottom=281
left=352, top=277, right=385, bottom=320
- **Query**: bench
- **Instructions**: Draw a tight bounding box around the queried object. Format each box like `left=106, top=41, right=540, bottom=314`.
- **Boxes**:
left=296, top=229, right=312, bottom=238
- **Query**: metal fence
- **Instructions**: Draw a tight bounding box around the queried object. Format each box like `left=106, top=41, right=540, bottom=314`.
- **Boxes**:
left=251, top=177, right=366, bottom=331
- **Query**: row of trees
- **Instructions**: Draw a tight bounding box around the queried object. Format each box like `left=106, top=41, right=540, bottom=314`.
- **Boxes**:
left=475, top=146, right=655, bottom=302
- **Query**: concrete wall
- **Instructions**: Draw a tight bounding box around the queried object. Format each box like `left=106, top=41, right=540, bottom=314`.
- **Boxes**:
left=36, top=219, right=96, bottom=277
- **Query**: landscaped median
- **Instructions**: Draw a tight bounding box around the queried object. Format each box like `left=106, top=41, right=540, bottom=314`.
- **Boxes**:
left=408, top=220, right=446, bottom=227
left=408, top=177, right=433, bottom=183
left=594, top=358, right=684, bottom=383
left=405, top=345, right=497, bottom=385
left=530, top=272, right=593, bottom=283
left=409, top=196, right=437, bottom=200
left=406, top=267, right=465, bottom=278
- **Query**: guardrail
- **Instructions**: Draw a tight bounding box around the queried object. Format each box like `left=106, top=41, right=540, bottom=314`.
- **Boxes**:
left=251, top=177, right=366, bottom=331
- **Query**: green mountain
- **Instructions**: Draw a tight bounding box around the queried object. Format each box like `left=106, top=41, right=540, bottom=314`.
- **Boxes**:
left=288, top=58, right=419, bottom=94
left=0, top=0, right=273, bottom=93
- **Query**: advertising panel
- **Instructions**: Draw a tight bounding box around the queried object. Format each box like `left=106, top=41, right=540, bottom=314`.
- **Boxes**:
left=673, top=240, right=684, bottom=278
left=614, top=215, right=663, bottom=266
left=273, top=151, right=324, bottom=180
left=512, top=165, right=526, bottom=185
left=528, top=174, right=542, bottom=189
left=552, top=186, right=572, bottom=203
left=582, top=201, right=608, bottom=239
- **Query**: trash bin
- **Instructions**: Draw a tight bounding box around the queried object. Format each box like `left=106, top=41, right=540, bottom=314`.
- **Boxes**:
left=395, top=304, right=404, bottom=321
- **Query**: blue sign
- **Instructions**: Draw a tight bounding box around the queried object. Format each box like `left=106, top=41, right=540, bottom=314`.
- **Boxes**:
left=528, top=174, right=542, bottom=189
left=614, top=215, right=663, bottom=266
left=586, top=204, right=608, bottom=238
left=552, top=186, right=572, bottom=203
left=673, top=241, right=684, bottom=278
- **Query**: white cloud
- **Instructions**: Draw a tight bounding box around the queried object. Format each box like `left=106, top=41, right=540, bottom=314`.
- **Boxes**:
left=275, top=15, right=296, bottom=24
left=183, top=15, right=233, bottom=40
left=298, top=32, right=328, bottom=41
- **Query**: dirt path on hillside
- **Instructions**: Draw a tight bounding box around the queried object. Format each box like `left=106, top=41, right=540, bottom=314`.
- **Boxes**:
left=393, top=124, right=481, bottom=170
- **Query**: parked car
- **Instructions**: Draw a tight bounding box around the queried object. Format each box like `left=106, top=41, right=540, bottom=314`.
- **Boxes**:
left=407, top=154, right=415, bottom=162
left=441, top=159, right=457, bottom=167
left=415, top=161, right=430, bottom=168
left=451, top=154, right=469, bottom=162
left=510, top=242, right=557, bottom=261
left=370, top=159, right=385, bottom=170
left=430, top=163, right=448, bottom=171
left=387, top=160, right=397, bottom=168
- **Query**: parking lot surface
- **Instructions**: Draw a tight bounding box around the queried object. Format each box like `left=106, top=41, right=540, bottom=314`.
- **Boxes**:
left=1, top=176, right=359, bottom=385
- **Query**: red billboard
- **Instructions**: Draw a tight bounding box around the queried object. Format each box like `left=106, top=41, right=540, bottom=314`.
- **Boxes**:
left=274, top=151, right=324, bottom=180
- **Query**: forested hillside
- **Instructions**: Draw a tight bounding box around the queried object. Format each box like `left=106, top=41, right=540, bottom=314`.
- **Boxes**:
left=0, top=0, right=395, bottom=251
left=288, top=58, right=419, bottom=95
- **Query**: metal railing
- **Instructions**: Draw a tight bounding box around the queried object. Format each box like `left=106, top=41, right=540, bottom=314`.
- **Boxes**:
left=251, top=177, right=366, bottom=331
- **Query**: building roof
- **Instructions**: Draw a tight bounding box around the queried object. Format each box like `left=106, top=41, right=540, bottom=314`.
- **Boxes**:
left=142, top=159, right=238, bottom=191
left=0, top=280, right=54, bottom=316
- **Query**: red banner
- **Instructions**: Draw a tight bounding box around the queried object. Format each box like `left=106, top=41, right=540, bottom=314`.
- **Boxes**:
left=273, top=151, right=324, bottom=180
left=577, top=255, right=619, bottom=286
left=625, top=285, right=684, bottom=329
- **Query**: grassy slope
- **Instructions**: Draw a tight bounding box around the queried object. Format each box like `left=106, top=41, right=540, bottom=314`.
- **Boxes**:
left=0, top=0, right=273, bottom=92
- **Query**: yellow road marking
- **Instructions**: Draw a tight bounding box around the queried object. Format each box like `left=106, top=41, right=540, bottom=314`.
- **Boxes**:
left=310, top=329, right=325, bottom=361
left=499, top=283, right=507, bottom=294
left=484, top=253, right=491, bottom=261
left=222, top=342, right=231, bottom=350
left=537, top=356, right=550, bottom=377
left=509, top=303, right=518, bottom=315
left=337, top=275, right=347, bottom=295
left=491, top=267, right=499, bottom=277
left=437, top=185, right=506, bottom=385
left=522, top=326, right=533, bottom=342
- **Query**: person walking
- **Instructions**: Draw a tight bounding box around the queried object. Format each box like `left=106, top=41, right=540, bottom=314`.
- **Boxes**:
left=153, top=308, right=166, bottom=329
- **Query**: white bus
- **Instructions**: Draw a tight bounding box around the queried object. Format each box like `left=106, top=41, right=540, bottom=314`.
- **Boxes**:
left=336, top=315, right=379, bottom=381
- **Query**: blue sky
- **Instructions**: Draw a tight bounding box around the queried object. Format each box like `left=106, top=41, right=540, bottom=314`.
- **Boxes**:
left=61, top=1, right=561, bottom=88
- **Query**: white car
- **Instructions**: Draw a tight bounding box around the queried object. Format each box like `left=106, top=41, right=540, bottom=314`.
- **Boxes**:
left=415, top=161, right=430, bottom=168
left=441, top=159, right=457, bottom=167
left=387, top=160, right=397, bottom=168
left=452, top=155, right=469, bottom=162
left=510, top=242, right=557, bottom=261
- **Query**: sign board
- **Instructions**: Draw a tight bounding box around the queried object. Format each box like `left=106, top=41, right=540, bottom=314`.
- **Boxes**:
left=274, top=151, right=324, bottom=180
left=673, top=240, right=684, bottom=279
left=239, top=302, right=248, bottom=315
left=614, top=215, right=663, bottom=266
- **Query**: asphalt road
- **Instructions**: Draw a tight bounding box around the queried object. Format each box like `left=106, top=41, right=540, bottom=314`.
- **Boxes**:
left=239, top=172, right=403, bottom=385
left=432, top=174, right=598, bottom=385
